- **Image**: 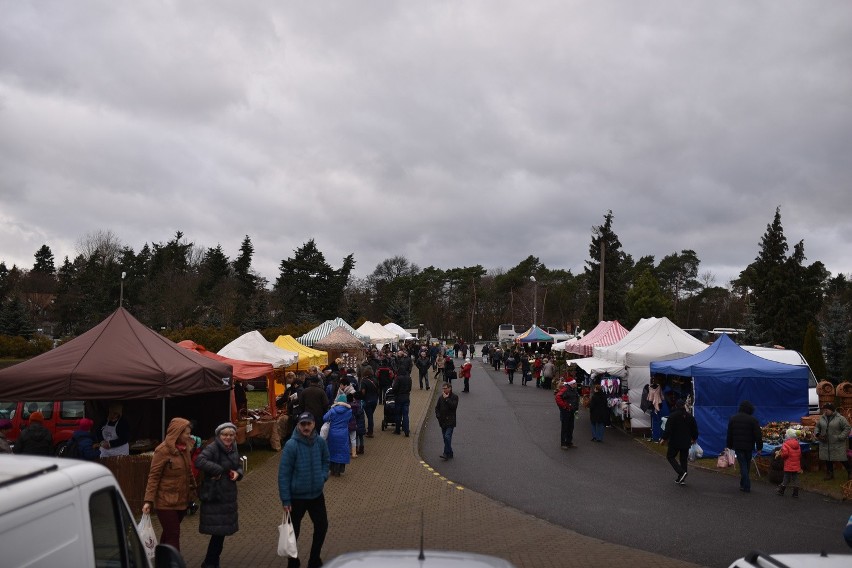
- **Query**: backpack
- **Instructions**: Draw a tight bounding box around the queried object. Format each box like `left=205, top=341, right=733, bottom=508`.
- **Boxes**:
left=57, top=436, right=82, bottom=459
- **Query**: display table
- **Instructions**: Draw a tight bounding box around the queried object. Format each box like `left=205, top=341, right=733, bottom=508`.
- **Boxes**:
left=236, top=419, right=276, bottom=448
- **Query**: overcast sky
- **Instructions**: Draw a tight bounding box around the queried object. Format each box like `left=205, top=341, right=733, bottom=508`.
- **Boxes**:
left=2, top=1, right=850, bottom=288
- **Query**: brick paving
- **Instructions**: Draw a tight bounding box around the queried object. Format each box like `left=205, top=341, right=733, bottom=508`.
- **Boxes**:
left=173, top=372, right=705, bottom=568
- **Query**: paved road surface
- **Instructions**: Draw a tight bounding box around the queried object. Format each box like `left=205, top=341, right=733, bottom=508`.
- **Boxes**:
left=423, top=356, right=851, bottom=568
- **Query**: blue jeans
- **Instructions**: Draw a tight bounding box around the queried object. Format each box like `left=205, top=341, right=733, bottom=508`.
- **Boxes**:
left=441, top=426, right=454, bottom=457
left=591, top=422, right=605, bottom=441
left=364, top=399, right=378, bottom=434
left=395, top=400, right=410, bottom=434
left=736, top=449, right=752, bottom=491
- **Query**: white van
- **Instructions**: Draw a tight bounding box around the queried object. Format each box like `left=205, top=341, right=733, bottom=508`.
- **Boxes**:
left=742, top=346, right=819, bottom=414
left=0, top=455, right=184, bottom=568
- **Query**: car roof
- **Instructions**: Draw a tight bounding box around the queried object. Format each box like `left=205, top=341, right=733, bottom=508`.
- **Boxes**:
left=324, top=549, right=516, bottom=568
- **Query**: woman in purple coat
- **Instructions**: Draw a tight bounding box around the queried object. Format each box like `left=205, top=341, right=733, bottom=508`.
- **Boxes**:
left=323, top=395, right=353, bottom=476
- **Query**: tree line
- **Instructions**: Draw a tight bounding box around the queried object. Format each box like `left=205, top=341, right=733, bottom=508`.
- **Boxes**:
left=1, top=209, right=851, bottom=382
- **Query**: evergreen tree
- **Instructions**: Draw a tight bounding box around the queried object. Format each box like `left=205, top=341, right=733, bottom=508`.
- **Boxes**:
left=844, top=331, right=852, bottom=383
left=802, top=321, right=827, bottom=382
left=736, top=208, right=826, bottom=349
left=582, top=211, right=633, bottom=327
left=821, top=300, right=848, bottom=383
left=625, top=269, right=672, bottom=327
left=32, top=245, right=56, bottom=274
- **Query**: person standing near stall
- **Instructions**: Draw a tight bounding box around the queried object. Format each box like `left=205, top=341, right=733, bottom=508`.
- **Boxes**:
left=460, top=358, right=472, bottom=393
left=195, top=422, right=244, bottom=568
left=814, top=402, right=852, bottom=480
left=13, top=412, right=53, bottom=455
left=589, top=384, right=609, bottom=443
left=142, top=417, right=196, bottom=551
left=99, top=402, right=130, bottom=457
left=725, top=400, right=762, bottom=493
left=555, top=378, right=579, bottom=449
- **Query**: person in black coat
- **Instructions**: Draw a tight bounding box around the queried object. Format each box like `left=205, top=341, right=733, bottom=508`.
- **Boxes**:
left=435, top=382, right=459, bottom=460
left=589, top=384, right=609, bottom=442
left=725, top=400, right=763, bottom=493
left=14, top=411, right=53, bottom=455
left=392, top=371, right=412, bottom=436
left=196, top=422, right=244, bottom=568
left=661, top=400, right=699, bottom=485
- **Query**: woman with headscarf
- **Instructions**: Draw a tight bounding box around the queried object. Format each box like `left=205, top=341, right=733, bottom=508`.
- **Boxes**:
left=195, top=422, right=244, bottom=568
left=142, top=417, right=196, bottom=551
left=99, top=402, right=130, bottom=457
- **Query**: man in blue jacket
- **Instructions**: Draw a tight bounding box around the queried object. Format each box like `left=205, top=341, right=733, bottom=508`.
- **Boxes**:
left=279, top=412, right=330, bottom=568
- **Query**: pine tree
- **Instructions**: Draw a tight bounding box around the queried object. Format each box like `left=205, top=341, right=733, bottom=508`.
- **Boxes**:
left=802, top=322, right=827, bottom=382
left=821, top=300, right=848, bottom=383
left=582, top=211, right=633, bottom=327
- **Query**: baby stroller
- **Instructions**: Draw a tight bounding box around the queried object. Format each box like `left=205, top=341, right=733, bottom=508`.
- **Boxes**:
left=381, top=388, right=397, bottom=431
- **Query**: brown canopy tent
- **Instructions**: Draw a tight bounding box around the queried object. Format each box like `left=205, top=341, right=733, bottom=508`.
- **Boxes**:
left=313, top=326, right=368, bottom=369
left=0, top=307, right=232, bottom=439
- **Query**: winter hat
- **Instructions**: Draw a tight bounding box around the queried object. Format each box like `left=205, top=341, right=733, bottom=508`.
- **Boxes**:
left=29, top=411, right=44, bottom=423
left=78, top=418, right=94, bottom=432
left=335, top=393, right=348, bottom=403
left=296, top=412, right=315, bottom=424
left=215, top=422, right=238, bottom=436
left=785, top=428, right=798, bottom=440
left=564, top=378, right=576, bottom=387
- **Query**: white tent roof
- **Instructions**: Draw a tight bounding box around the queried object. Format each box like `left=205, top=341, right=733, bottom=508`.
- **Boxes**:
left=593, top=317, right=708, bottom=366
left=570, top=357, right=627, bottom=376
left=593, top=318, right=659, bottom=361
left=356, top=321, right=399, bottom=344
left=383, top=322, right=414, bottom=340
left=218, top=330, right=298, bottom=368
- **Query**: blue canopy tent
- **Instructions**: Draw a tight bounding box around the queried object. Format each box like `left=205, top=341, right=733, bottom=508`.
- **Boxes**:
left=650, top=334, right=809, bottom=457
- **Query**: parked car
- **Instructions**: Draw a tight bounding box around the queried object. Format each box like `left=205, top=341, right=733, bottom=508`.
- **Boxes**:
left=0, top=400, right=85, bottom=450
left=682, top=328, right=713, bottom=343
left=497, top=324, right=517, bottom=342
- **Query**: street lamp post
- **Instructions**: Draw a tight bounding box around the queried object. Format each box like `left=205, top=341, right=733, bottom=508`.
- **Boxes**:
left=530, top=276, right=537, bottom=326
left=119, top=271, right=126, bottom=307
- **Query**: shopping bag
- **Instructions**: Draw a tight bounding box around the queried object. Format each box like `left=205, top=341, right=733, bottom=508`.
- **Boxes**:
left=136, top=513, right=158, bottom=561
left=725, top=448, right=737, bottom=466
left=320, top=422, right=330, bottom=440
left=277, top=511, right=298, bottom=558
left=688, top=442, right=703, bottom=461
left=716, top=453, right=729, bottom=468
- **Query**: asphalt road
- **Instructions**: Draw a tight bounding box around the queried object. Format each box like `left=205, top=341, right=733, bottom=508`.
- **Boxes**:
left=422, top=356, right=851, bottom=568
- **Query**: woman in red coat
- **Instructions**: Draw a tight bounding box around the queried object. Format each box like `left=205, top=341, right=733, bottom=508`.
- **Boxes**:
left=776, top=428, right=802, bottom=497
left=460, top=359, right=473, bottom=392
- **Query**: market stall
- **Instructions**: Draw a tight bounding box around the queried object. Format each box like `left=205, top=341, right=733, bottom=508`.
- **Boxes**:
left=564, top=320, right=628, bottom=357
left=297, top=317, right=371, bottom=347
left=313, top=326, right=369, bottom=370
left=651, top=334, right=809, bottom=457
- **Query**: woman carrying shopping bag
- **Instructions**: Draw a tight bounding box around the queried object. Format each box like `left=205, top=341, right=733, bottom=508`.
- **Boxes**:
left=195, top=422, right=244, bottom=568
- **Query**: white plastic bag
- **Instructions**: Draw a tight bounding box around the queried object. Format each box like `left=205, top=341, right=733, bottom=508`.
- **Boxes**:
left=137, top=513, right=157, bottom=561
left=320, top=422, right=330, bottom=440
left=277, top=510, right=298, bottom=558
left=688, top=442, right=703, bottom=461
left=725, top=447, right=737, bottom=467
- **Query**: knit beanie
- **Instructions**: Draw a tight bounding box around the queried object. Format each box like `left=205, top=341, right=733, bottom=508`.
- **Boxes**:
left=78, top=418, right=94, bottom=431
left=29, top=411, right=44, bottom=423
left=215, top=422, right=238, bottom=436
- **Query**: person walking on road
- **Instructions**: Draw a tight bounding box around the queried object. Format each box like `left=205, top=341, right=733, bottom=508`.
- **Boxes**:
left=589, top=384, right=608, bottom=442
left=436, top=382, right=459, bottom=460
left=661, top=400, right=698, bottom=485
left=460, top=358, right=472, bottom=392
left=505, top=351, right=517, bottom=385
left=195, top=422, right=244, bottom=568
left=299, top=375, right=330, bottom=433
left=142, top=417, right=196, bottom=551
left=392, top=370, right=412, bottom=436
left=725, top=400, right=762, bottom=493
left=415, top=350, right=431, bottom=390
left=555, top=378, right=579, bottom=448
left=814, top=402, right=852, bottom=480
left=279, top=412, right=330, bottom=568
left=323, top=395, right=353, bottom=476
left=359, top=368, right=379, bottom=438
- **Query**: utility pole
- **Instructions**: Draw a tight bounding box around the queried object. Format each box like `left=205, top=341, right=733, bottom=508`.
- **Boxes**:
left=598, top=241, right=605, bottom=322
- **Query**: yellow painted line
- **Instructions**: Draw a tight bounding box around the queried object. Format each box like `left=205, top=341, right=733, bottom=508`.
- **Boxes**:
left=456, top=486, right=464, bottom=490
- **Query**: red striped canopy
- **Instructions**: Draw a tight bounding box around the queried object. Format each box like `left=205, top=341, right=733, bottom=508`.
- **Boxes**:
left=565, top=321, right=629, bottom=357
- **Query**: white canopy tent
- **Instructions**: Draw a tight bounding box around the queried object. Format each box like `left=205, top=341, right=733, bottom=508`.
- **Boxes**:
left=383, top=322, right=414, bottom=341
left=591, top=317, right=708, bottom=428
left=356, top=321, right=399, bottom=345
left=218, top=330, right=299, bottom=368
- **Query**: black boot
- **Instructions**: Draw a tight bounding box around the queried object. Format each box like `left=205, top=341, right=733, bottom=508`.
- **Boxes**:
left=792, top=487, right=799, bottom=498
left=776, top=485, right=786, bottom=496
